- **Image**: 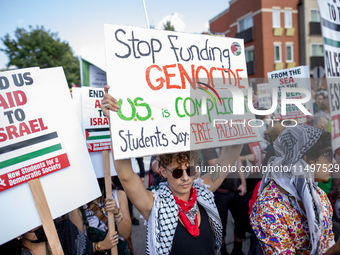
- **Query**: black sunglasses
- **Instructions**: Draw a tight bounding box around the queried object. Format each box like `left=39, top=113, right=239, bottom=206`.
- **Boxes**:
left=161, top=164, right=197, bottom=179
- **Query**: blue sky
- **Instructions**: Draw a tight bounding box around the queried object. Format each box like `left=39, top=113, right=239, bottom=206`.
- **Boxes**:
left=0, top=0, right=229, bottom=70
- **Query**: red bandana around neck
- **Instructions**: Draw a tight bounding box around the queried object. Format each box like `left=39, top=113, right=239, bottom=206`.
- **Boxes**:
left=173, top=187, right=199, bottom=237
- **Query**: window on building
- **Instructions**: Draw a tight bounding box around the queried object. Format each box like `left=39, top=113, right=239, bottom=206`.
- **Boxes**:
left=311, top=44, right=323, bottom=56
left=310, top=9, right=320, bottom=22
left=286, top=44, right=293, bottom=62
left=272, top=9, right=281, bottom=28
left=246, top=49, right=254, bottom=62
left=274, top=44, right=282, bottom=62
left=239, top=16, right=253, bottom=32
left=285, top=10, right=292, bottom=28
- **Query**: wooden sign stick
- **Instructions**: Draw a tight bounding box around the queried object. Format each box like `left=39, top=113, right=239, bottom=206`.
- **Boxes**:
left=28, top=178, right=64, bottom=255
left=102, top=150, right=118, bottom=255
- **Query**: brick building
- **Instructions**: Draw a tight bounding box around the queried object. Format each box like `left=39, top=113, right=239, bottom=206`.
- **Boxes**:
left=298, top=0, right=324, bottom=72
left=209, top=0, right=300, bottom=87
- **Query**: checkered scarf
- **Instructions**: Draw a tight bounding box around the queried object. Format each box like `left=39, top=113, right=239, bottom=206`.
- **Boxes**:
left=146, top=178, right=222, bottom=255
left=259, top=124, right=324, bottom=255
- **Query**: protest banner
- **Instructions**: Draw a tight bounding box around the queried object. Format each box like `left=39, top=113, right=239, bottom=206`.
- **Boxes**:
left=317, top=0, right=340, bottom=150
left=0, top=68, right=69, bottom=191
left=0, top=67, right=101, bottom=245
left=80, top=57, right=107, bottom=88
left=72, top=87, right=138, bottom=178
left=267, top=66, right=313, bottom=120
left=104, top=24, right=261, bottom=159
left=78, top=63, right=120, bottom=255
left=257, top=83, right=271, bottom=109
left=82, top=87, right=111, bottom=152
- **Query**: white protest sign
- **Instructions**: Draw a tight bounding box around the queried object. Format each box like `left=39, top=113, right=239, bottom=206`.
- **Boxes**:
left=104, top=24, right=261, bottom=159
left=71, top=87, right=83, bottom=125
left=317, top=0, right=340, bottom=150
left=257, top=83, right=271, bottom=109
left=72, top=87, right=138, bottom=178
left=267, top=66, right=313, bottom=120
left=81, top=87, right=111, bottom=152
left=0, top=68, right=69, bottom=191
left=0, top=67, right=100, bottom=244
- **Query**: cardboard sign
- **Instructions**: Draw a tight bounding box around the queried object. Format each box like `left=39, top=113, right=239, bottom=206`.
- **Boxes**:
left=81, top=87, right=111, bottom=152
left=80, top=57, right=107, bottom=88
left=267, top=66, right=313, bottom=120
left=0, top=68, right=70, bottom=191
left=72, top=87, right=138, bottom=178
left=317, top=0, right=340, bottom=150
left=0, top=67, right=101, bottom=245
left=257, top=83, right=271, bottom=109
left=104, top=24, right=261, bottom=159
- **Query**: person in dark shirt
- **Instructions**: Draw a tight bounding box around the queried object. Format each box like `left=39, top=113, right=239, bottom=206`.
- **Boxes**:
left=201, top=147, right=247, bottom=255
left=101, top=86, right=243, bottom=254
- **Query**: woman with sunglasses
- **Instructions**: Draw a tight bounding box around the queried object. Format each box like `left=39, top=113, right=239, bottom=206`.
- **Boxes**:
left=250, top=125, right=340, bottom=254
left=101, top=85, right=243, bottom=255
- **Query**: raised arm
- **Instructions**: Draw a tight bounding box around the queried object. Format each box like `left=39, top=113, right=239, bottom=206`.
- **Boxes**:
left=202, top=144, right=243, bottom=193
left=102, top=85, right=154, bottom=220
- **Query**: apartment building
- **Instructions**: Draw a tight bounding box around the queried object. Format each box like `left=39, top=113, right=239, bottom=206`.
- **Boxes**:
left=209, top=0, right=300, bottom=86
left=298, top=0, right=323, bottom=72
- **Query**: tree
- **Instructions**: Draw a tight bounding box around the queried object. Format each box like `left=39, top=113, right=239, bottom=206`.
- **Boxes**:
left=1, top=25, right=79, bottom=87
left=163, top=21, right=175, bottom=31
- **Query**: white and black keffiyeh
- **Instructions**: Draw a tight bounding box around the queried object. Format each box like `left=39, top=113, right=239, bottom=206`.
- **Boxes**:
left=259, top=124, right=328, bottom=255
left=146, top=178, right=222, bottom=255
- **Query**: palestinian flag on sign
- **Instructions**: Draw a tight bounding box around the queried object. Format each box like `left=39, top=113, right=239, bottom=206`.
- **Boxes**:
left=85, top=127, right=110, bottom=141
left=85, top=127, right=111, bottom=152
left=0, top=131, right=63, bottom=170
left=80, top=57, right=107, bottom=88
left=0, top=129, right=70, bottom=192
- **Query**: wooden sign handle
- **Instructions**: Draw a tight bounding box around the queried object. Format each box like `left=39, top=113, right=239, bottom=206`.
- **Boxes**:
left=28, top=178, right=64, bottom=255
left=102, top=150, right=118, bottom=255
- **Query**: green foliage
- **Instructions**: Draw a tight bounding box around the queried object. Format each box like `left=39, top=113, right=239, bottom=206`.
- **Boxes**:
left=1, top=25, right=79, bottom=87
left=163, top=21, right=175, bottom=31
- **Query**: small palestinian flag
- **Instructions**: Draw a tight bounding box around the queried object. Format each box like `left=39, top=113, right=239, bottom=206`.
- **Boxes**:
left=85, top=127, right=111, bottom=152
left=231, top=42, right=242, bottom=56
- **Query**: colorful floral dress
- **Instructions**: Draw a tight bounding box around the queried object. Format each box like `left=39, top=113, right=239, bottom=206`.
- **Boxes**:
left=250, top=180, right=334, bottom=254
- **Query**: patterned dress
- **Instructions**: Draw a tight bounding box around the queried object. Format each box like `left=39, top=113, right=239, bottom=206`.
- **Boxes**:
left=250, top=180, right=334, bottom=254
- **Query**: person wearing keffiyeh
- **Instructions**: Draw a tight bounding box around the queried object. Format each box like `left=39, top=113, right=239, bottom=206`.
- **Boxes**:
left=101, top=85, right=244, bottom=255
left=250, top=124, right=340, bottom=254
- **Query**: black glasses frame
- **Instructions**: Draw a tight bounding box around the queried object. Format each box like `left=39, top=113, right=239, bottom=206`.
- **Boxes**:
left=160, top=164, right=196, bottom=179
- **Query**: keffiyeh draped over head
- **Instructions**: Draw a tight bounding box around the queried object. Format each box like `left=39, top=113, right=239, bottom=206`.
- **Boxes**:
left=259, top=124, right=323, bottom=255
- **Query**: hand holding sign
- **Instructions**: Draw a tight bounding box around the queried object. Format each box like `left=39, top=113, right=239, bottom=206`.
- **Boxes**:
left=0, top=67, right=100, bottom=250
left=99, top=230, right=119, bottom=251
left=105, top=25, right=261, bottom=160
left=102, top=85, right=119, bottom=119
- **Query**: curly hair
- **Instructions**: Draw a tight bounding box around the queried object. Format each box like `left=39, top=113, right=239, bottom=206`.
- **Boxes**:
left=303, top=131, right=331, bottom=162
left=157, top=151, right=200, bottom=168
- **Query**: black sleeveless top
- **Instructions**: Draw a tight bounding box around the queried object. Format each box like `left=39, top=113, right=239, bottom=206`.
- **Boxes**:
left=169, top=203, right=215, bottom=255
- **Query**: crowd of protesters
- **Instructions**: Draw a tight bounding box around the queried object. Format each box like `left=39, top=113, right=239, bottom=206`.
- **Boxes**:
left=1, top=85, right=340, bottom=255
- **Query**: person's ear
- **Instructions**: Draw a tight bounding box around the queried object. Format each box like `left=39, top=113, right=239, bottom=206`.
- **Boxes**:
left=303, top=155, right=312, bottom=165
left=159, top=166, right=167, bottom=179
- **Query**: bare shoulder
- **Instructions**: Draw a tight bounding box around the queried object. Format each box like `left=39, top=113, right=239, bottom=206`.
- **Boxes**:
left=117, top=189, right=127, bottom=200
